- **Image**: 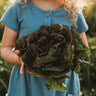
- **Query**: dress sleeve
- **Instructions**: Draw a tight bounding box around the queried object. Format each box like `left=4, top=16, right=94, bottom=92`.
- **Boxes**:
left=0, top=2, right=19, bottom=32
left=75, top=10, right=88, bottom=33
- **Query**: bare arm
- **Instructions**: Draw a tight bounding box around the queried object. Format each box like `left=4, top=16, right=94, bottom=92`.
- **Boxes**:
left=0, top=26, right=21, bottom=66
left=79, top=32, right=89, bottom=47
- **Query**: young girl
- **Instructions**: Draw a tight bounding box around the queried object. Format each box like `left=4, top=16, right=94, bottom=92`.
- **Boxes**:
left=0, top=0, right=89, bottom=96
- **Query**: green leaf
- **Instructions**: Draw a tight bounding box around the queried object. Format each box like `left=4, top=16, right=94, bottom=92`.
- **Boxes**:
left=0, top=78, right=7, bottom=91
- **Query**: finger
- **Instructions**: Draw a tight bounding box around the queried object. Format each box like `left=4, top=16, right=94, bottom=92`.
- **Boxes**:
left=20, top=63, right=26, bottom=75
left=15, top=50, right=21, bottom=55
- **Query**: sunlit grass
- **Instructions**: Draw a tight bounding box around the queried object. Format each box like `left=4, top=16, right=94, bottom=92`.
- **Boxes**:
left=82, top=0, right=95, bottom=13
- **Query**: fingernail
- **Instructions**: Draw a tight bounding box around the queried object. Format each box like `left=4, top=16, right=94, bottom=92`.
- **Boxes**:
left=20, top=71, right=24, bottom=75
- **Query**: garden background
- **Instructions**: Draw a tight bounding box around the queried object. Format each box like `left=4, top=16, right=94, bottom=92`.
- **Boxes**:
left=0, top=0, right=96, bottom=96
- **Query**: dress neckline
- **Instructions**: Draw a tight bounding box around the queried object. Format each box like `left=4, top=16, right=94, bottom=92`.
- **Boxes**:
left=28, top=0, right=64, bottom=13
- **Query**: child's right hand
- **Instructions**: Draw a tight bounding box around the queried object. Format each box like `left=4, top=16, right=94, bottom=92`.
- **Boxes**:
left=15, top=50, right=26, bottom=75
left=15, top=50, right=46, bottom=77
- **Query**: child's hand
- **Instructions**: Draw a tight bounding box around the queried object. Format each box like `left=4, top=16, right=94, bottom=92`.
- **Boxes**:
left=15, top=50, right=45, bottom=77
left=15, top=50, right=26, bottom=75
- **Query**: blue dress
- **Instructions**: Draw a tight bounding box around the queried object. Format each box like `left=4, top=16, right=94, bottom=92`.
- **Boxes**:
left=0, top=0, right=88, bottom=96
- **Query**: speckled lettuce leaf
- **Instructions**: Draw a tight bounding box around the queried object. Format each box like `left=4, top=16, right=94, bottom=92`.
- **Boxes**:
left=46, top=76, right=67, bottom=92
left=15, top=24, right=91, bottom=91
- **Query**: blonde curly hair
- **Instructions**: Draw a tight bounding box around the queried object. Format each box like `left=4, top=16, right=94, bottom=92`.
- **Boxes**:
left=19, top=0, right=83, bottom=29
left=58, top=0, right=82, bottom=29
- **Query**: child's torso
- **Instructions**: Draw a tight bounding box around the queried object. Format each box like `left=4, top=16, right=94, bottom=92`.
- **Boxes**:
left=18, top=0, right=72, bottom=38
